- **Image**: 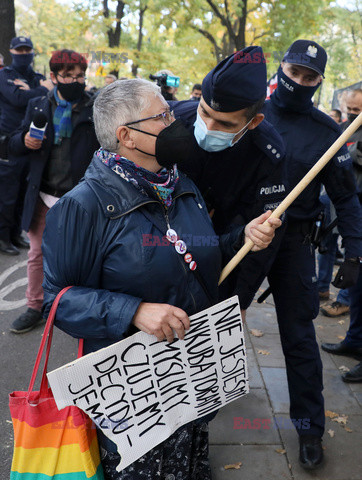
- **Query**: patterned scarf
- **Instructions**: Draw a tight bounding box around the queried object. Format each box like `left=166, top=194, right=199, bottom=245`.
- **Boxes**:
left=96, top=148, right=179, bottom=207
left=53, top=87, right=73, bottom=145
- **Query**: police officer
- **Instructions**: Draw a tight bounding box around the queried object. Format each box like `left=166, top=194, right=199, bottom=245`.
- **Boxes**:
left=0, top=36, right=53, bottom=255
left=321, top=88, right=362, bottom=381
left=263, top=40, right=362, bottom=469
left=169, top=46, right=287, bottom=314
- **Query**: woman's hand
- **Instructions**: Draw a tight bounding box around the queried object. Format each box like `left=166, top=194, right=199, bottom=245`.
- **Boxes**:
left=245, top=210, right=282, bottom=252
left=132, top=302, right=190, bottom=343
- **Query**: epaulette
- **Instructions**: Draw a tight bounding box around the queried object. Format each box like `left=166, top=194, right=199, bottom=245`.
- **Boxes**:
left=310, top=107, right=341, bottom=135
left=251, top=119, right=285, bottom=163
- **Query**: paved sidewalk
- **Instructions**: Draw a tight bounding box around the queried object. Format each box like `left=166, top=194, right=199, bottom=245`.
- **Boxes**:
left=209, top=283, right=362, bottom=480
left=1, top=251, right=361, bottom=479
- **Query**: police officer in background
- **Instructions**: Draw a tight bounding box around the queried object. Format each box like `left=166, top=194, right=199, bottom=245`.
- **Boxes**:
left=170, top=46, right=287, bottom=314
left=190, top=83, right=202, bottom=101
left=263, top=40, right=362, bottom=469
left=321, top=88, right=362, bottom=381
left=0, top=36, right=53, bottom=255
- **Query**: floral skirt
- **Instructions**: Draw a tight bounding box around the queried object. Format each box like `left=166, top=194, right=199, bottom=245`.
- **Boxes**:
left=101, top=421, right=211, bottom=480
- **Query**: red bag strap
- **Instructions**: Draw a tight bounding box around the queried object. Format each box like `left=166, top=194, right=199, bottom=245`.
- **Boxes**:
left=27, top=286, right=80, bottom=397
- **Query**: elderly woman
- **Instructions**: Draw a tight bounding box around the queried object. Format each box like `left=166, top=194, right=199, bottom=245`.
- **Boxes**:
left=42, top=79, right=281, bottom=479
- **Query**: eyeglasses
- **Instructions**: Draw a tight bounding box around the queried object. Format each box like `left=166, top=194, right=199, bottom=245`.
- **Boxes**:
left=56, top=72, right=87, bottom=84
left=125, top=110, right=175, bottom=127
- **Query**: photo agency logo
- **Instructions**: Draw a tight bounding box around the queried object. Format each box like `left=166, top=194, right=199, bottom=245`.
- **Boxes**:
left=233, top=417, right=311, bottom=430
left=142, top=234, right=220, bottom=247
left=88, top=51, right=129, bottom=64
left=233, top=51, right=311, bottom=64
left=51, top=50, right=129, bottom=64
left=51, top=416, right=129, bottom=430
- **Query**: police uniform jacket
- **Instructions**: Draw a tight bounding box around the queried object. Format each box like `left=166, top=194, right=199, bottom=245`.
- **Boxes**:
left=263, top=97, right=362, bottom=258
left=170, top=100, right=288, bottom=310
left=8, top=90, right=99, bottom=232
left=341, top=120, right=362, bottom=197
left=0, top=65, right=47, bottom=135
left=40, top=155, right=239, bottom=356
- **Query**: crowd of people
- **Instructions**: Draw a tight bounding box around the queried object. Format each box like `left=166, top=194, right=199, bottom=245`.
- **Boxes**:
left=0, top=34, right=361, bottom=478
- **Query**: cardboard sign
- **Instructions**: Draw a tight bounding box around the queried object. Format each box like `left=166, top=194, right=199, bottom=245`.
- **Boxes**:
left=47, top=296, right=248, bottom=471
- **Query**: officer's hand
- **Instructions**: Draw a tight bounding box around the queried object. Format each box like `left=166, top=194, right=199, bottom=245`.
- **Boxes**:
left=24, top=132, right=43, bottom=150
left=245, top=210, right=282, bottom=252
left=13, top=79, right=30, bottom=90
left=332, top=258, right=360, bottom=289
left=132, top=302, right=190, bottom=343
left=40, top=79, right=54, bottom=91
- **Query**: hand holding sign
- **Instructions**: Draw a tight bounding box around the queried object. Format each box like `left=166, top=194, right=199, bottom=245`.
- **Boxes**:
left=132, top=302, right=190, bottom=342
left=47, top=296, right=248, bottom=473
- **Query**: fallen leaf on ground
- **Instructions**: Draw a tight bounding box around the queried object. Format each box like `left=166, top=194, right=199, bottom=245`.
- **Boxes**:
left=275, top=448, right=286, bottom=454
left=332, top=415, right=348, bottom=425
left=250, top=329, right=264, bottom=337
left=339, top=365, right=350, bottom=373
left=327, top=429, right=335, bottom=438
left=337, top=320, right=345, bottom=325
left=257, top=349, right=271, bottom=355
left=325, top=410, right=339, bottom=419
left=344, top=427, right=353, bottom=433
left=337, top=335, right=345, bottom=340
left=224, top=462, right=242, bottom=470
left=316, top=325, right=324, bottom=329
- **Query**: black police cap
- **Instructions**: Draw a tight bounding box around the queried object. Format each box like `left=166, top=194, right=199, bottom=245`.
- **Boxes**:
left=283, top=40, right=327, bottom=78
left=10, top=36, right=33, bottom=50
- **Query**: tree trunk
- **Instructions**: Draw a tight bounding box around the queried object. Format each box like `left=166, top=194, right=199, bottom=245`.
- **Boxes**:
left=103, top=0, right=125, bottom=48
left=0, top=0, right=16, bottom=65
left=131, top=5, right=147, bottom=77
left=235, top=0, right=247, bottom=50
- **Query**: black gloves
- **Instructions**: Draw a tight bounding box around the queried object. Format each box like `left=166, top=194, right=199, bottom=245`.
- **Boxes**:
left=332, top=258, right=361, bottom=289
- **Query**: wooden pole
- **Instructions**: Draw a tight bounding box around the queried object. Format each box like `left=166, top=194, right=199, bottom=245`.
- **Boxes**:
left=218, top=111, right=362, bottom=285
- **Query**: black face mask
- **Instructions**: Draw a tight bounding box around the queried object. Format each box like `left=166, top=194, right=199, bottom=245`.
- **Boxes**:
left=347, top=113, right=358, bottom=124
left=272, top=66, right=320, bottom=113
left=128, top=119, right=193, bottom=169
left=57, top=81, right=85, bottom=102
left=11, top=53, right=34, bottom=73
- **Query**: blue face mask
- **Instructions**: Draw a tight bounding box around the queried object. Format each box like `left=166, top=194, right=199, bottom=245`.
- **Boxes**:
left=193, top=111, right=252, bottom=152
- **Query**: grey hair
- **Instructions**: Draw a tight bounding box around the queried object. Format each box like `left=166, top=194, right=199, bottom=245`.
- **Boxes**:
left=93, top=78, right=163, bottom=152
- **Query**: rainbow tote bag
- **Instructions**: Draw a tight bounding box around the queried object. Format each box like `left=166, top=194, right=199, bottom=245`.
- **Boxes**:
left=9, top=287, right=105, bottom=480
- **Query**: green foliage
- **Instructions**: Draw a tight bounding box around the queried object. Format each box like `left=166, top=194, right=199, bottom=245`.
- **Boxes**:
left=14, top=0, right=362, bottom=100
